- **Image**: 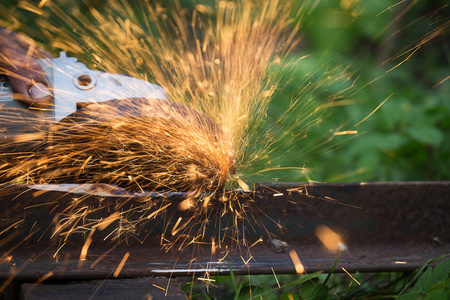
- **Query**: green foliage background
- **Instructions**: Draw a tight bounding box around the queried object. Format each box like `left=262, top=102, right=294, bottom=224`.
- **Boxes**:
left=260, top=0, right=450, bottom=183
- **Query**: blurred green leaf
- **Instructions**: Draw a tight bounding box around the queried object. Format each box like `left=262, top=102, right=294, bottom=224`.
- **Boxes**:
left=423, top=259, right=450, bottom=291
left=397, top=292, right=422, bottom=300
left=298, top=281, right=330, bottom=300
left=237, top=285, right=277, bottom=300
left=407, top=126, right=444, bottom=147
left=411, top=267, right=433, bottom=294
left=425, top=288, right=450, bottom=300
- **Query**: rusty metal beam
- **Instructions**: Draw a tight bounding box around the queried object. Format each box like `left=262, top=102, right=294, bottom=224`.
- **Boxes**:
left=0, top=182, right=449, bottom=280
left=21, top=278, right=188, bottom=300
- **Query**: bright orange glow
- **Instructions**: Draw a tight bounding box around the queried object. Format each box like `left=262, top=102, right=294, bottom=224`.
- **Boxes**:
left=34, top=271, right=54, bottom=284
left=333, top=130, right=358, bottom=136
left=249, top=238, right=263, bottom=248
left=342, top=267, right=361, bottom=285
left=152, top=284, right=165, bottom=291
left=289, top=250, right=304, bottom=274
left=113, top=251, right=130, bottom=278
left=237, top=179, right=249, bottom=190
left=202, top=195, right=212, bottom=208
left=178, top=198, right=194, bottom=211
left=146, top=204, right=172, bottom=219
left=315, top=224, right=347, bottom=252
left=94, top=212, right=120, bottom=231
left=240, top=255, right=253, bottom=265
left=211, top=237, right=216, bottom=255
left=79, top=230, right=94, bottom=261
left=171, top=217, right=183, bottom=236
left=271, top=267, right=280, bottom=288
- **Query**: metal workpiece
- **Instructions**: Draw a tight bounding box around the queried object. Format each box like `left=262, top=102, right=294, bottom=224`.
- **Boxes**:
left=0, top=182, right=449, bottom=280
left=20, top=278, right=189, bottom=300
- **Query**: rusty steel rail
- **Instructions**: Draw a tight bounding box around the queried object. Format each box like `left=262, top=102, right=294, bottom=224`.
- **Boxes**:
left=0, top=181, right=449, bottom=281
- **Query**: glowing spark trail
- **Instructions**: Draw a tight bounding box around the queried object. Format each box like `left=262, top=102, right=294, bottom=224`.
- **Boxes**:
left=113, top=251, right=130, bottom=278
left=289, top=249, right=304, bottom=274
left=342, top=267, right=361, bottom=285
left=354, top=93, right=393, bottom=128
left=79, top=230, right=94, bottom=264
left=34, top=271, right=54, bottom=284
left=315, top=224, right=347, bottom=252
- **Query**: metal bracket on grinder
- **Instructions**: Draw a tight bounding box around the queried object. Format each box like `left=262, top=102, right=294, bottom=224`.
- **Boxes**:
left=38, top=52, right=167, bottom=122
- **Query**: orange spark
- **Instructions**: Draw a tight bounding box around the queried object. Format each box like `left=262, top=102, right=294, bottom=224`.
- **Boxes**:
left=237, top=179, right=249, bottom=190
left=211, top=237, right=216, bottom=255
left=113, top=252, right=130, bottom=278
left=166, top=258, right=178, bottom=297
left=90, top=244, right=118, bottom=268
left=171, top=218, right=193, bottom=237
left=147, top=203, right=172, bottom=219
left=170, top=218, right=183, bottom=237
left=12, top=132, right=46, bottom=143
left=271, top=267, right=281, bottom=288
left=315, top=224, right=347, bottom=252
left=202, top=195, right=212, bottom=208
left=342, top=267, right=361, bottom=285
left=152, top=284, right=165, bottom=291
left=38, top=0, right=49, bottom=8
left=240, top=255, right=253, bottom=265
left=249, top=238, right=263, bottom=248
left=197, top=277, right=217, bottom=287
left=53, top=242, right=66, bottom=259
left=289, top=250, right=304, bottom=274
left=34, top=271, right=54, bottom=284
left=354, top=93, right=393, bottom=127
left=178, top=198, right=194, bottom=211
left=333, top=130, right=358, bottom=136
left=94, top=212, right=120, bottom=231
left=0, top=260, right=30, bottom=293
left=0, top=255, right=13, bottom=264
left=79, top=230, right=94, bottom=262
left=433, top=75, right=450, bottom=89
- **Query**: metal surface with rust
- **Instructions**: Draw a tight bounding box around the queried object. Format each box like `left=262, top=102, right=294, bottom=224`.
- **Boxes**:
left=0, top=182, right=449, bottom=280
left=21, top=278, right=188, bottom=300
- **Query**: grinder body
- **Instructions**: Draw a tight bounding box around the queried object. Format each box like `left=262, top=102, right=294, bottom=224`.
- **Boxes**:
left=0, top=53, right=167, bottom=152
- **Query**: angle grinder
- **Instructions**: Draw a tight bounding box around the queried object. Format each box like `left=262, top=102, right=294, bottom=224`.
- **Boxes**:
left=0, top=53, right=235, bottom=192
